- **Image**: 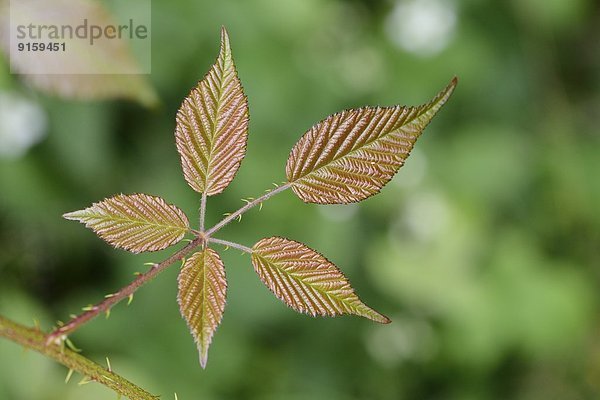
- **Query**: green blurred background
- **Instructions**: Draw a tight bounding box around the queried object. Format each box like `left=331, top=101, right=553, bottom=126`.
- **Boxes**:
left=1, top=0, right=600, bottom=399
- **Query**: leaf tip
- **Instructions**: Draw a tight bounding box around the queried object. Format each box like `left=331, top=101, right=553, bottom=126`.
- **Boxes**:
left=443, top=76, right=458, bottom=100
left=446, top=77, right=459, bottom=99
left=220, top=26, right=231, bottom=54
left=199, top=351, right=208, bottom=369
left=362, top=308, right=391, bottom=324
left=63, top=210, right=84, bottom=221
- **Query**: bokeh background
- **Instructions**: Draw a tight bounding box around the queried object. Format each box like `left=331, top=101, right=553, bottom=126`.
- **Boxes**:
left=1, top=0, right=600, bottom=399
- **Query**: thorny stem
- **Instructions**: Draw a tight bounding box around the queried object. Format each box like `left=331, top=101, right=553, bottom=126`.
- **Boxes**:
left=0, top=315, right=158, bottom=400
left=46, top=238, right=203, bottom=344
left=47, top=182, right=290, bottom=343
left=208, top=237, right=253, bottom=254
left=204, top=182, right=291, bottom=238
left=199, top=192, right=207, bottom=232
left=1, top=181, right=291, bottom=397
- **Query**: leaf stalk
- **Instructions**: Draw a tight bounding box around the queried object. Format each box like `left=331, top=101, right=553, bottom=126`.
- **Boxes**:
left=204, top=182, right=291, bottom=238
left=199, top=193, right=207, bottom=232
left=208, top=238, right=252, bottom=254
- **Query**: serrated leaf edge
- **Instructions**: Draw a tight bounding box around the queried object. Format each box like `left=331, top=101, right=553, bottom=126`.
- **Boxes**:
left=286, top=77, right=457, bottom=204
left=174, top=26, right=249, bottom=196
left=177, top=249, right=227, bottom=368
left=251, top=236, right=390, bottom=324
left=63, top=193, right=190, bottom=253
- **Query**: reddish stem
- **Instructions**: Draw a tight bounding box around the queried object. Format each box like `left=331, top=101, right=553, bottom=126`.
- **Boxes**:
left=47, top=183, right=290, bottom=342
left=46, top=238, right=202, bottom=344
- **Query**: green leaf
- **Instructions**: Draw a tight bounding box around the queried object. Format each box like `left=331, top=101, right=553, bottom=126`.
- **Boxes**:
left=175, top=27, right=249, bottom=195
left=0, top=0, right=158, bottom=107
left=286, top=78, right=457, bottom=204
left=20, top=75, right=159, bottom=108
left=177, top=249, right=227, bottom=368
left=64, top=194, right=189, bottom=253
left=251, top=237, right=390, bottom=324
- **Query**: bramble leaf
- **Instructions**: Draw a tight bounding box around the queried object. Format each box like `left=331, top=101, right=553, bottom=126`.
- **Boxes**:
left=175, top=27, right=249, bottom=195
left=177, top=249, right=227, bottom=369
left=251, top=237, right=390, bottom=324
left=17, top=74, right=159, bottom=108
left=64, top=194, right=189, bottom=253
left=0, top=0, right=158, bottom=107
left=286, top=78, right=457, bottom=204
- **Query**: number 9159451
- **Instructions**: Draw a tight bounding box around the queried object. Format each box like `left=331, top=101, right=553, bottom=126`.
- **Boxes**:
left=17, top=42, right=66, bottom=52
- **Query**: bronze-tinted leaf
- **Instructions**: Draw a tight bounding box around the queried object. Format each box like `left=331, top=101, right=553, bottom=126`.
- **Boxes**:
left=175, top=27, right=249, bottom=195
left=251, top=237, right=390, bottom=324
left=286, top=78, right=457, bottom=204
left=64, top=194, right=189, bottom=253
left=177, top=249, right=227, bottom=368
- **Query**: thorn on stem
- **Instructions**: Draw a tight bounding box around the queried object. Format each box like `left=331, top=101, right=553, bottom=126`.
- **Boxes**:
left=65, top=368, right=74, bottom=384
left=127, top=294, right=134, bottom=305
left=105, top=309, right=111, bottom=319
left=106, top=357, right=112, bottom=372
left=78, top=376, right=91, bottom=386
left=65, top=338, right=81, bottom=353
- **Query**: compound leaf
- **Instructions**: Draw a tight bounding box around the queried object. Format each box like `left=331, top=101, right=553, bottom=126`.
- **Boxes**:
left=286, top=77, right=457, bottom=204
left=64, top=194, right=189, bottom=253
left=251, top=237, right=390, bottom=324
left=177, top=249, right=227, bottom=369
left=175, top=27, right=249, bottom=195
